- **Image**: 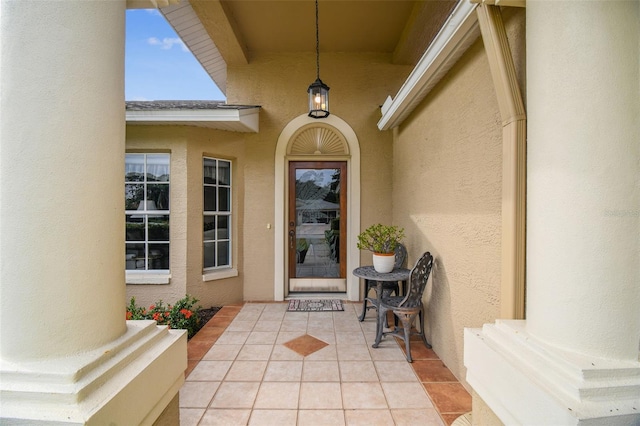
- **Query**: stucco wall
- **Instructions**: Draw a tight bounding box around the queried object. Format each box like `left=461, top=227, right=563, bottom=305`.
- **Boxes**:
left=125, top=125, right=246, bottom=308
left=392, top=8, right=525, bottom=385
left=227, top=52, right=412, bottom=301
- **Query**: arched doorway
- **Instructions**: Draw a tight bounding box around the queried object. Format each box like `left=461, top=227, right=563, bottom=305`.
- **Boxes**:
left=274, top=114, right=361, bottom=301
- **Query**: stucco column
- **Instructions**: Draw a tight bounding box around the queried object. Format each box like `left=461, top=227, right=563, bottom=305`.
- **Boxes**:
left=0, top=0, right=126, bottom=360
left=526, top=0, right=640, bottom=362
left=0, top=1, right=186, bottom=423
left=464, top=2, right=639, bottom=424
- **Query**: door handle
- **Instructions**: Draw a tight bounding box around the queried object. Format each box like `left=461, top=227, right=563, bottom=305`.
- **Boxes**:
left=289, top=229, right=295, bottom=249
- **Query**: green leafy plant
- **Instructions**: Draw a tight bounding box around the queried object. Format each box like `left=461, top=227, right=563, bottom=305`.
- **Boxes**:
left=356, top=223, right=405, bottom=254
left=126, top=295, right=202, bottom=338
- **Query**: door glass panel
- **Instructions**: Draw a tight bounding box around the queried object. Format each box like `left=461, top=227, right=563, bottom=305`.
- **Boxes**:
left=294, top=168, right=341, bottom=278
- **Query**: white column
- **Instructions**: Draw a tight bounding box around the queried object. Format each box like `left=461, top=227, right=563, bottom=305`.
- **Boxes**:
left=0, top=1, right=186, bottom=423
left=1, top=0, right=127, bottom=362
left=526, top=0, right=640, bottom=361
left=464, top=2, right=639, bottom=424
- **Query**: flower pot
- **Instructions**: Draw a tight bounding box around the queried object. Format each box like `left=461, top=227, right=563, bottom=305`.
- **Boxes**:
left=372, top=252, right=395, bottom=273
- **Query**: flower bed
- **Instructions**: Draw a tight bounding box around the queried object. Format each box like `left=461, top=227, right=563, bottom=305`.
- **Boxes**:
left=126, top=295, right=212, bottom=339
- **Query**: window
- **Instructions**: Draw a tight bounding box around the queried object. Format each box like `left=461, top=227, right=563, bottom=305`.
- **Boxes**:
left=125, top=153, right=170, bottom=272
left=203, top=157, right=231, bottom=269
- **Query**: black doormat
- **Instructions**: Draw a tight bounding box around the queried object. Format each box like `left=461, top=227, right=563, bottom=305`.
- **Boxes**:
left=287, top=299, right=344, bottom=312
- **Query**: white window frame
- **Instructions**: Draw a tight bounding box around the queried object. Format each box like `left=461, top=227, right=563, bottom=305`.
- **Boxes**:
left=203, top=157, right=232, bottom=272
left=125, top=153, right=170, bottom=276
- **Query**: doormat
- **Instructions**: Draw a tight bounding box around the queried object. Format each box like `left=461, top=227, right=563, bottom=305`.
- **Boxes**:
left=287, top=299, right=344, bottom=312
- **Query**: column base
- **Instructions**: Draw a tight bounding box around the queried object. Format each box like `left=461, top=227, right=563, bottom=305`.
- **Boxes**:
left=0, top=320, right=186, bottom=425
left=464, top=320, right=640, bottom=425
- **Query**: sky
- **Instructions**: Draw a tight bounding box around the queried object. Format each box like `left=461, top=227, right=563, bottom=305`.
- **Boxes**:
left=125, top=9, right=225, bottom=101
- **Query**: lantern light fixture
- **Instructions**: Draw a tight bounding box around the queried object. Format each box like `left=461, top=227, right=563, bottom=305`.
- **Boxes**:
left=308, top=0, right=329, bottom=118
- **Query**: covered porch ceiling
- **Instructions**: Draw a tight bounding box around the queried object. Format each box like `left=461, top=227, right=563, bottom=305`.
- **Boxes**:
left=159, top=0, right=459, bottom=96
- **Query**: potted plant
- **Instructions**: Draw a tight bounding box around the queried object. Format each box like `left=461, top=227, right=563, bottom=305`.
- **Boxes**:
left=357, top=223, right=405, bottom=273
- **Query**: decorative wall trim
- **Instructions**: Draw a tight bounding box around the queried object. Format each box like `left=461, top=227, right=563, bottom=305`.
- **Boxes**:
left=288, top=124, right=349, bottom=156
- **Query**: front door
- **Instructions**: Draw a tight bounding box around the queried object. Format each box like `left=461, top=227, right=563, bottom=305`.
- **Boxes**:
left=288, top=161, right=347, bottom=293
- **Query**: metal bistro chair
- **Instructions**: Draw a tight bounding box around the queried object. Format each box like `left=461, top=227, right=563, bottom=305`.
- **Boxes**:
left=359, top=243, right=407, bottom=322
left=372, top=251, right=434, bottom=362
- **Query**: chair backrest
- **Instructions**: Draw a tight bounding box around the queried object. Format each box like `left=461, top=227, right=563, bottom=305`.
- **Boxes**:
left=399, top=252, right=434, bottom=308
left=394, top=243, right=407, bottom=269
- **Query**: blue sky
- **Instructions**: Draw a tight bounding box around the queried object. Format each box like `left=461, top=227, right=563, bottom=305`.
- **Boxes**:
left=125, top=9, right=225, bottom=101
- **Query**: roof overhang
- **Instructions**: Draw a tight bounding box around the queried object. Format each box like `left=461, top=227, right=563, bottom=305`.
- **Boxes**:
left=377, top=1, right=480, bottom=130
left=126, top=102, right=260, bottom=132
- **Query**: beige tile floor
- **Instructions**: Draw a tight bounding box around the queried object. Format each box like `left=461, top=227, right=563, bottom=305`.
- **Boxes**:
left=180, top=302, right=470, bottom=425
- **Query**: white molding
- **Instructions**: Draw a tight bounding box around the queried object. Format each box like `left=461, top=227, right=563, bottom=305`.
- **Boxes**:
left=465, top=321, right=640, bottom=425
left=377, top=0, right=480, bottom=130
left=0, top=322, right=186, bottom=424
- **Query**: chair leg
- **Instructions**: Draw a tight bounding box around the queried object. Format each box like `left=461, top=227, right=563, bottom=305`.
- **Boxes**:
left=418, top=307, right=431, bottom=349
left=397, top=312, right=418, bottom=362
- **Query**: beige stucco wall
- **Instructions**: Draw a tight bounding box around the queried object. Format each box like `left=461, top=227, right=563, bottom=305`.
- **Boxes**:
left=125, top=125, right=245, bottom=308
left=391, top=9, right=525, bottom=385
left=227, top=52, right=412, bottom=301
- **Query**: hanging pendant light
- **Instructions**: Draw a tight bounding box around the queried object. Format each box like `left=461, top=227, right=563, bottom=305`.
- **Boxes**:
left=308, top=0, right=329, bottom=118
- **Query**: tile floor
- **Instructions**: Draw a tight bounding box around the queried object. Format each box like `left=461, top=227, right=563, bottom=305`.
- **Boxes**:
left=181, top=302, right=471, bottom=426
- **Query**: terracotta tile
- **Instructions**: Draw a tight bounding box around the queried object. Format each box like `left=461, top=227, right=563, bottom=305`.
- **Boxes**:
left=190, top=326, right=225, bottom=342
left=412, top=360, right=458, bottom=382
left=440, top=413, right=468, bottom=425
left=393, top=334, right=437, bottom=359
left=422, top=383, right=471, bottom=414
left=407, top=344, right=439, bottom=360
left=283, top=334, right=329, bottom=357
left=208, top=317, right=234, bottom=328
left=188, top=340, right=213, bottom=361
left=216, top=306, right=243, bottom=317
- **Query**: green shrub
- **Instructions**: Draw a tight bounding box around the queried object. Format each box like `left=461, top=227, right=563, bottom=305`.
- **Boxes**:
left=126, top=295, right=201, bottom=338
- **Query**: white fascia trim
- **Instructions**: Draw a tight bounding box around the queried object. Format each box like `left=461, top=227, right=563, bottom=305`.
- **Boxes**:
left=126, top=0, right=179, bottom=9
left=126, top=108, right=260, bottom=132
left=377, top=0, right=480, bottom=131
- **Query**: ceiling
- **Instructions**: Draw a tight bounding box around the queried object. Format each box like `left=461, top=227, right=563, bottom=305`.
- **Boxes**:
left=188, top=0, right=458, bottom=65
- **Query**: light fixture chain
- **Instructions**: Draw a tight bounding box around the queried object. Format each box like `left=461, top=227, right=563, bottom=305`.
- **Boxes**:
left=315, top=0, right=320, bottom=80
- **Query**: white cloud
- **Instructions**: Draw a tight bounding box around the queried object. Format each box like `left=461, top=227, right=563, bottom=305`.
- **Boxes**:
left=145, top=9, right=162, bottom=17
left=147, top=37, right=189, bottom=52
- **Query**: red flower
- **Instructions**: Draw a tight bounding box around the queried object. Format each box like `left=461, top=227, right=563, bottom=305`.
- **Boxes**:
left=153, top=312, right=162, bottom=321
left=164, top=312, right=170, bottom=317
left=126, top=311, right=132, bottom=320
left=149, top=304, right=156, bottom=310
left=180, top=309, right=192, bottom=319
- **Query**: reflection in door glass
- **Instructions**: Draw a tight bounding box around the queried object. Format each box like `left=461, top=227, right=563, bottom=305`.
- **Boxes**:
left=295, top=168, right=340, bottom=278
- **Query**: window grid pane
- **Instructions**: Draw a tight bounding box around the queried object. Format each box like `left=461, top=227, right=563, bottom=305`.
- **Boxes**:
left=203, top=157, right=232, bottom=270
left=125, top=153, right=170, bottom=272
